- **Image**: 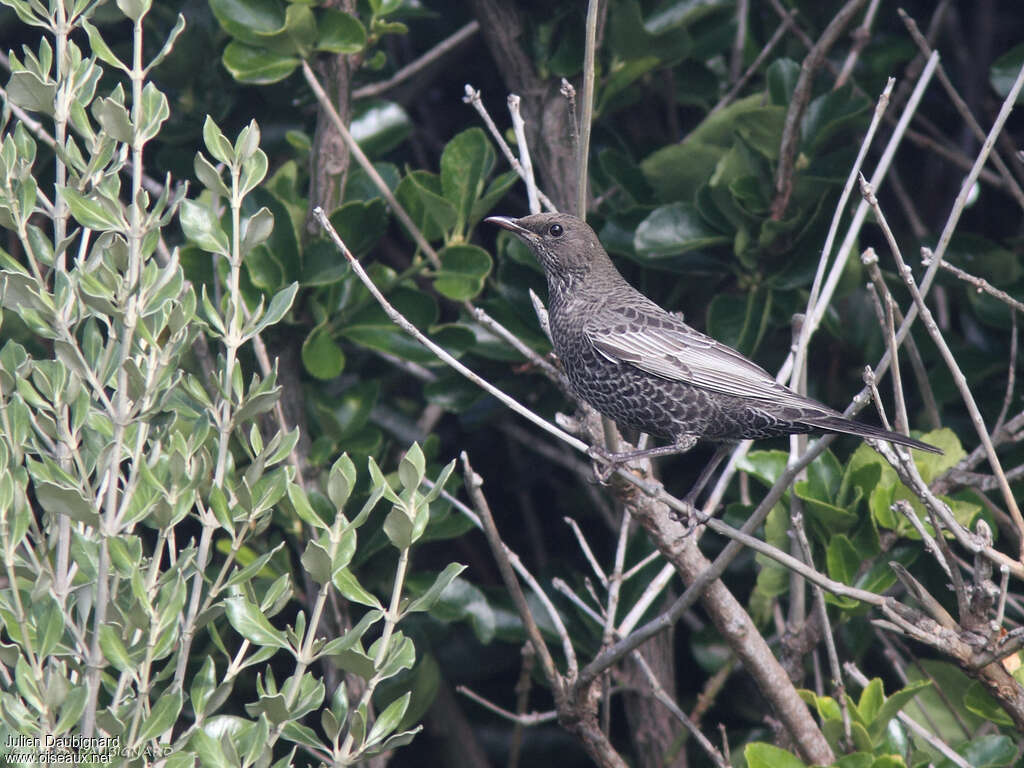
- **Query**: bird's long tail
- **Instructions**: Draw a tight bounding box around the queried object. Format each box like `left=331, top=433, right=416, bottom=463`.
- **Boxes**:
left=806, top=415, right=942, bottom=455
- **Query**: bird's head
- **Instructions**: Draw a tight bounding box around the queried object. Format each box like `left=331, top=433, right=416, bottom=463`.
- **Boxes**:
left=485, top=213, right=613, bottom=292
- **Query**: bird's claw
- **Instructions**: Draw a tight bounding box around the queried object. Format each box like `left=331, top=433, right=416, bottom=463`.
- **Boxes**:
left=587, top=445, right=618, bottom=484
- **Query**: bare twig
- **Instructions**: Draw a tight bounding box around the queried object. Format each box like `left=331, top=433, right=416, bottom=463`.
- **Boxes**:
left=632, top=653, right=728, bottom=768
left=729, top=0, right=749, bottom=84
left=576, top=0, right=600, bottom=218
left=709, top=9, right=797, bottom=117
left=835, top=0, right=880, bottom=88
left=353, top=21, right=479, bottom=99
left=920, top=253, right=1024, bottom=315
left=456, top=685, right=557, bottom=725
left=899, top=9, right=1024, bottom=212
left=463, top=86, right=557, bottom=212
left=302, top=61, right=441, bottom=267
left=772, top=0, right=868, bottom=220
left=863, top=173, right=1024, bottom=552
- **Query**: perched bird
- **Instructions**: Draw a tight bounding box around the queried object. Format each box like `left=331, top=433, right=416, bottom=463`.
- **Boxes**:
left=486, top=212, right=940, bottom=500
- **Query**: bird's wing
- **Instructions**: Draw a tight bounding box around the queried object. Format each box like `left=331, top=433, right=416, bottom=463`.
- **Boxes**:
left=587, top=306, right=821, bottom=410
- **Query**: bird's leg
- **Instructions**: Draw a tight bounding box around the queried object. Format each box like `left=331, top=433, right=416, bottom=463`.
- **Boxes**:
left=678, top=444, right=730, bottom=512
left=588, top=436, right=698, bottom=483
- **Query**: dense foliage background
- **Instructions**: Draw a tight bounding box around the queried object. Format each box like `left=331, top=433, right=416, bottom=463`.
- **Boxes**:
left=1, top=0, right=1023, bottom=766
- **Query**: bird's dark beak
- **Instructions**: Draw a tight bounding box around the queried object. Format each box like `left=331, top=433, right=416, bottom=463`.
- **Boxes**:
left=485, top=216, right=535, bottom=241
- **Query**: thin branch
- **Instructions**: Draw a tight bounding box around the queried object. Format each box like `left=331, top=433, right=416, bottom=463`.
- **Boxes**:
left=862, top=172, right=1024, bottom=554
left=632, top=652, right=728, bottom=768
left=771, top=0, right=868, bottom=220
left=576, top=0, right=600, bottom=218
left=709, top=9, right=797, bottom=117
left=834, top=0, right=880, bottom=88
left=463, top=85, right=558, bottom=212
left=899, top=9, right=1024, bottom=212
left=353, top=21, right=479, bottom=99
left=302, top=61, right=441, bottom=268
left=462, top=452, right=570, bottom=685
left=456, top=685, right=557, bottom=725
left=921, top=253, right=1024, bottom=314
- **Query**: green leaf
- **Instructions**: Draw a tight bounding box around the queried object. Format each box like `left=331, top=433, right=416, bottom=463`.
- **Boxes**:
left=869, top=679, right=931, bottom=741
left=301, top=325, right=345, bottom=380
left=136, top=688, right=182, bottom=743
left=825, top=534, right=859, bottom=586
left=116, top=0, right=151, bottom=22
left=990, top=43, right=1024, bottom=104
left=6, top=71, right=56, bottom=116
left=404, top=563, right=466, bottom=614
left=328, top=454, right=357, bottom=509
left=440, top=128, right=493, bottom=236
left=767, top=58, right=800, bottom=106
left=397, top=443, right=425, bottom=491
left=733, top=106, right=786, bottom=160
left=395, top=171, right=457, bottom=242
left=366, top=692, right=410, bottom=746
left=301, top=539, right=332, bottom=585
left=964, top=681, right=1014, bottom=726
left=705, top=288, right=770, bottom=356
left=640, top=142, right=723, bottom=202
left=191, top=657, right=217, bottom=717
left=288, top=482, right=326, bottom=529
left=62, top=188, right=124, bottom=231
left=317, top=9, right=367, bottom=53
left=35, top=481, right=97, bottom=526
left=961, top=734, right=1017, bottom=767
left=223, top=42, right=299, bottom=85
left=433, top=244, right=492, bottom=300
left=224, top=596, right=290, bottom=649
left=210, top=0, right=286, bottom=41
left=180, top=200, right=230, bottom=254
left=351, top=101, right=412, bottom=157
left=250, top=282, right=298, bottom=336
left=634, top=203, right=730, bottom=258
left=332, top=568, right=381, bottom=608
left=383, top=507, right=413, bottom=549
left=327, top=199, right=388, bottom=259
left=744, top=741, right=807, bottom=768
left=98, top=624, right=135, bottom=672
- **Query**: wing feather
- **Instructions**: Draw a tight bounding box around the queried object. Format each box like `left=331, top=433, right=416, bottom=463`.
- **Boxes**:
left=587, top=307, right=822, bottom=412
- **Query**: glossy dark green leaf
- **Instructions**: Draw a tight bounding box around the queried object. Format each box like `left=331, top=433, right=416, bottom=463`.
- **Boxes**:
left=395, top=171, right=457, bottom=242
left=328, top=199, right=387, bottom=259
left=641, top=142, right=723, bottom=202
left=433, top=244, right=492, bottom=300
left=317, top=8, right=366, bottom=53
left=222, top=42, right=298, bottom=85
left=767, top=58, right=800, bottom=106
left=705, top=288, right=770, bottom=356
left=440, top=128, right=494, bottom=236
left=990, top=42, right=1024, bottom=104
left=964, top=681, right=1014, bottom=726
left=301, top=325, right=345, bottom=380
left=634, top=203, right=730, bottom=258
left=598, top=149, right=654, bottom=206
left=800, top=87, right=868, bottom=153
left=733, top=106, right=786, bottom=160
left=302, top=239, right=349, bottom=286
left=210, top=0, right=285, bottom=41
left=351, top=101, right=412, bottom=157
left=961, top=734, right=1018, bottom=767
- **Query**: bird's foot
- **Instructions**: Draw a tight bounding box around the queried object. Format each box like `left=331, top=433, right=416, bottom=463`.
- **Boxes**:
left=587, top=445, right=620, bottom=484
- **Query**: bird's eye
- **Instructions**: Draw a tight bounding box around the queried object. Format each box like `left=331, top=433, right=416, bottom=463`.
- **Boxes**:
left=548, top=223, right=564, bottom=237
